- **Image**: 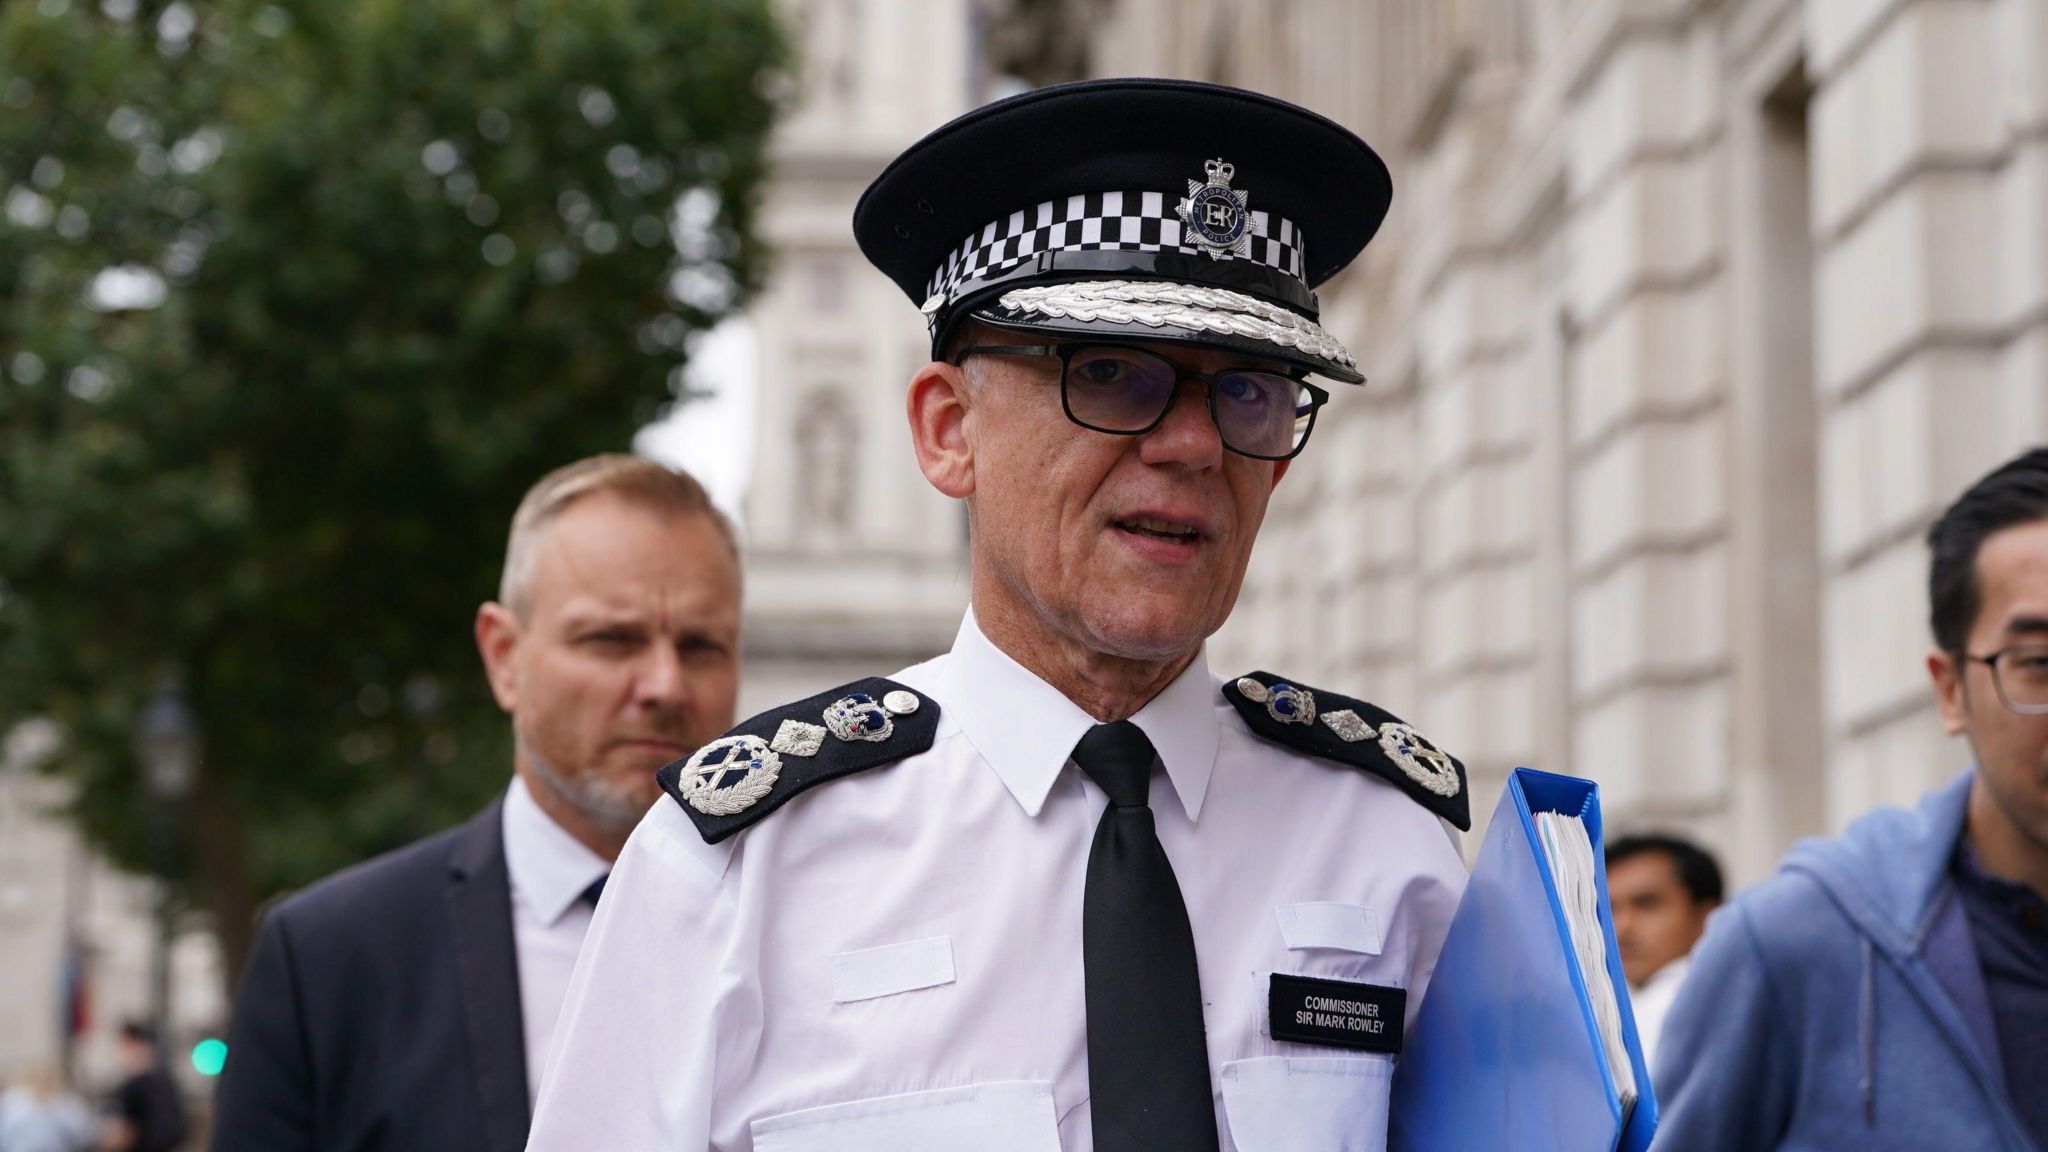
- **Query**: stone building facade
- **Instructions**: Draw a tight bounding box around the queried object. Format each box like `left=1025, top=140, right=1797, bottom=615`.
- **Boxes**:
left=743, top=0, right=2048, bottom=885
left=732, top=0, right=980, bottom=716
left=1087, top=0, right=2048, bottom=883
left=0, top=722, right=225, bottom=1087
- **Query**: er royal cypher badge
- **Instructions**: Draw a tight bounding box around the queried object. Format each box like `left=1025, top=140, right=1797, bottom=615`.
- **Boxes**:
left=1177, top=158, right=1253, bottom=259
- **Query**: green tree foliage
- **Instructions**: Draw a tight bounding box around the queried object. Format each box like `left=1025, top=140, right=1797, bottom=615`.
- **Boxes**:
left=0, top=0, right=786, bottom=983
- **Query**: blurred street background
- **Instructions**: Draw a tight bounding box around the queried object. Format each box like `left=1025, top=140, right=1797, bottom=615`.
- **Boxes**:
left=5, top=0, right=2048, bottom=1136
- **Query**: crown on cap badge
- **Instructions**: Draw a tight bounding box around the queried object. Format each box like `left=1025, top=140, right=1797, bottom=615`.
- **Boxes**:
left=1177, top=157, right=1253, bottom=260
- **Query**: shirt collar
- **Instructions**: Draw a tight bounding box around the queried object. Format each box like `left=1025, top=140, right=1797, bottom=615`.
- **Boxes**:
left=938, top=609, right=1220, bottom=822
left=502, top=775, right=612, bottom=928
left=1639, top=953, right=1690, bottom=995
left=1954, top=838, right=2048, bottom=929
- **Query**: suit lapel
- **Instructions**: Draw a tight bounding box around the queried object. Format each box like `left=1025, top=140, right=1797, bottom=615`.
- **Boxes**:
left=445, top=796, right=531, bottom=1152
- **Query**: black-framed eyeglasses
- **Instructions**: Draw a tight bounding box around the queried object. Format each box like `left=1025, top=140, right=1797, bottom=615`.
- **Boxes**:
left=1967, top=644, right=2048, bottom=715
left=951, top=342, right=1331, bottom=461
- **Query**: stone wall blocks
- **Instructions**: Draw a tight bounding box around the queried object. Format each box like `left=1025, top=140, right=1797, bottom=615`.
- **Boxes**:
left=1825, top=707, right=1961, bottom=832
left=1419, top=453, right=1538, bottom=575
left=1568, top=31, right=1703, bottom=193
left=1995, top=0, right=2048, bottom=131
left=1806, top=0, right=1919, bottom=83
left=1570, top=409, right=1728, bottom=572
left=1416, top=258, right=1536, bottom=379
left=1421, top=568, right=1483, bottom=677
left=1420, top=368, right=1481, bottom=477
left=1572, top=679, right=1731, bottom=810
left=1993, top=137, right=2048, bottom=326
left=1570, top=544, right=1730, bottom=700
left=1811, top=0, right=2002, bottom=236
left=1993, top=325, right=2048, bottom=445
left=1570, top=289, right=1722, bottom=449
left=1822, top=537, right=1935, bottom=731
left=1815, top=172, right=2000, bottom=397
left=1821, top=345, right=2013, bottom=569
left=1417, top=563, right=1540, bottom=676
left=1569, top=153, right=1724, bottom=327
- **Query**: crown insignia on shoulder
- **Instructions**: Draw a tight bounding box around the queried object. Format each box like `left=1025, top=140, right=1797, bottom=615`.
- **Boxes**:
left=1224, top=671, right=1469, bottom=830
left=658, top=677, right=939, bottom=844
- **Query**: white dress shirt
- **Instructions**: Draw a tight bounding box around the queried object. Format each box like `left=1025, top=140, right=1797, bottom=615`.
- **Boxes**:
left=1629, top=952, right=1690, bottom=1084
left=529, top=611, right=1468, bottom=1152
left=502, top=774, right=612, bottom=1105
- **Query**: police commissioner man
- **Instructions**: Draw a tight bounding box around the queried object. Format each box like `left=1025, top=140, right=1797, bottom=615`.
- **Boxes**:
left=527, top=78, right=1471, bottom=1152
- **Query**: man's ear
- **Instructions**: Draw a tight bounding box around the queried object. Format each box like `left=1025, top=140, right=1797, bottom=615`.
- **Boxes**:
left=908, top=360, right=976, bottom=499
left=1928, top=646, right=1968, bottom=736
left=476, top=602, right=524, bottom=713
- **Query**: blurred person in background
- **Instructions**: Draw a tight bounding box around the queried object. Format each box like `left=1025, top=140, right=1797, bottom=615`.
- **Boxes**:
left=1654, top=447, right=2048, bottom=1152
left=1604, top=834, right=1722, bottom=1075
left=0, top=1067, right=95, bottom=1152
left=103, top=1024, right=185, bottom=1152
left=208, top=455, right=742, bottom=1152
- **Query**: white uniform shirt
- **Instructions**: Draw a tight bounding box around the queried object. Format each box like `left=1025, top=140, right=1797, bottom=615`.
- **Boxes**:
left=502, top=774, right=612, bottom=1105
left=528, top=612, right=1468, bottom=1152
left=1629, top=952, right=1691, bottom=1085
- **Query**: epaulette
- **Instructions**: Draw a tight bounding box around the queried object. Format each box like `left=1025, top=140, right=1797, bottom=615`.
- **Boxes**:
left=657, top=677, right=940, bottom=844
left=1223, top=671, right=1470, bottom=830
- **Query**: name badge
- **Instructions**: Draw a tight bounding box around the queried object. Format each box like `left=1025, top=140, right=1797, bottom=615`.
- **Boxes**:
left=1267, top=973, right=1405, bottom=1054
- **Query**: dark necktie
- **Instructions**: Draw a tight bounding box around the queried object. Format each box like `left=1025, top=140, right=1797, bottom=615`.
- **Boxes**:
left=1072, top=721, right=1219, bottom=1151
left=578, top=874, right=608, bottom=910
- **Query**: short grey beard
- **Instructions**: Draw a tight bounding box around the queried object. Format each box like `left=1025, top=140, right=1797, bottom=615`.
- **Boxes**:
left=518, top=736, right=649, bottom=840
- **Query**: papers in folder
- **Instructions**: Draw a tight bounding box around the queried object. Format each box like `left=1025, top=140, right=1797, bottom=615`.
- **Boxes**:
left=1389, top=768, right=1658, bottom=1152
left=1535, top=811, right=1638, bottom=1117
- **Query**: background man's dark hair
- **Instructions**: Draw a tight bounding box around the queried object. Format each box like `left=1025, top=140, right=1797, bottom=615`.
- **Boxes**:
left=1927, top=447, right=2048, bottom=657
left=1606, top=834, right=1725, bottom=906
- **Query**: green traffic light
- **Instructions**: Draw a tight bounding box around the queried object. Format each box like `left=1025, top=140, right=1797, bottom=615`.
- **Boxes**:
left=191, top=1037, right=227, bottom=1077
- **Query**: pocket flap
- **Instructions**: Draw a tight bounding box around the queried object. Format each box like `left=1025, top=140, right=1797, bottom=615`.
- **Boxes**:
left=751, top=1081, right=1060, bottom=1152
left=831, top=935, right=955, bottom=1003
left=1276, top=902, right=1382, bottom=954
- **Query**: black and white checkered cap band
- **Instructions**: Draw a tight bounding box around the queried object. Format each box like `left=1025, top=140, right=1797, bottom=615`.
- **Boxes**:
left=924, top=190, right=1306, bottom=302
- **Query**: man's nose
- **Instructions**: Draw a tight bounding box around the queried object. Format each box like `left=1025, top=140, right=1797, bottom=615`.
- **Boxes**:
left=635, top=646, right=689, bottom=706
left=1135, top=378, right=1224, bottom=469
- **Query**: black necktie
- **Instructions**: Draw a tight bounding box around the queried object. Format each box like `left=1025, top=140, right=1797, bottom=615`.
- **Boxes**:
left=579, top=874, right=608, bottom=909
left=1072, top=721, right=1219, bottom=1151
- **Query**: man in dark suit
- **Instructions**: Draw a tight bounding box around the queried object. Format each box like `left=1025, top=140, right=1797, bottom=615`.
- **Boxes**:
left=210, top=455, right=743, bottom=1152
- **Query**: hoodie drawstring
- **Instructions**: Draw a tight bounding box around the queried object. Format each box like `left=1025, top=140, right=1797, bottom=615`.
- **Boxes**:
left=1860, top=936, right=1877, bottom=1127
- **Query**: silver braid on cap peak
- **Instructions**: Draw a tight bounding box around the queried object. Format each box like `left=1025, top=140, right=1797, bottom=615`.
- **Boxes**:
left=994, top=280, right=1357, bottom=371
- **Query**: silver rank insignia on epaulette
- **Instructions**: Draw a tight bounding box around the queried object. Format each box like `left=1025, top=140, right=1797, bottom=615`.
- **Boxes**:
left=1376, top=721, right=1461, bottom=798
left=1222, top=670, right=1471, bottom=831
left=1177, top=157, right=1254, bottom=260
left=817, top=688, right=922, bottom=745
left=771, top=719, right=826, bottom=758
left=1319, top=709, right=1373, bottom=743
left=1235, top=676, right=1315, bottom=725
left=677, top=735, right=781, bottom=816
left=660, top=676, right=943, bottom=844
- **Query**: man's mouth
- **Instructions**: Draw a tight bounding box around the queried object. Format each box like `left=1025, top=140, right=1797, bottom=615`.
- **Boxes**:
left=1112, top=515, right=1204, bottom=543
left=618, top=737, right=690, bottom=754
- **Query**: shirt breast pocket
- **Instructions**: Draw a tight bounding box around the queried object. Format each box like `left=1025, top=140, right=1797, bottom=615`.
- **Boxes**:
left=1219, top=1055, right=1393, bottom=1152
left=749, top=1081, right=1062, bottom=1152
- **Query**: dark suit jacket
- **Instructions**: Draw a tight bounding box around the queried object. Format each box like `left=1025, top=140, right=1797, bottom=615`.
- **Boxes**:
left=211, top=798, right=530, bottom=1152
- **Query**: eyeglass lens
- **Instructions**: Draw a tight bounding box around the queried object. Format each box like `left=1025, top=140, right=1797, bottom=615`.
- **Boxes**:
left=1062, top=346, right=1310, bottom=458
left=1992, top=644, right=2048, bottom=711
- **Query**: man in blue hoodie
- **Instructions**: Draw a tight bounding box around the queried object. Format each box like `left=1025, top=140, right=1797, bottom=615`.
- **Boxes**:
left=1653, top=447, right=2048, bottom=1151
